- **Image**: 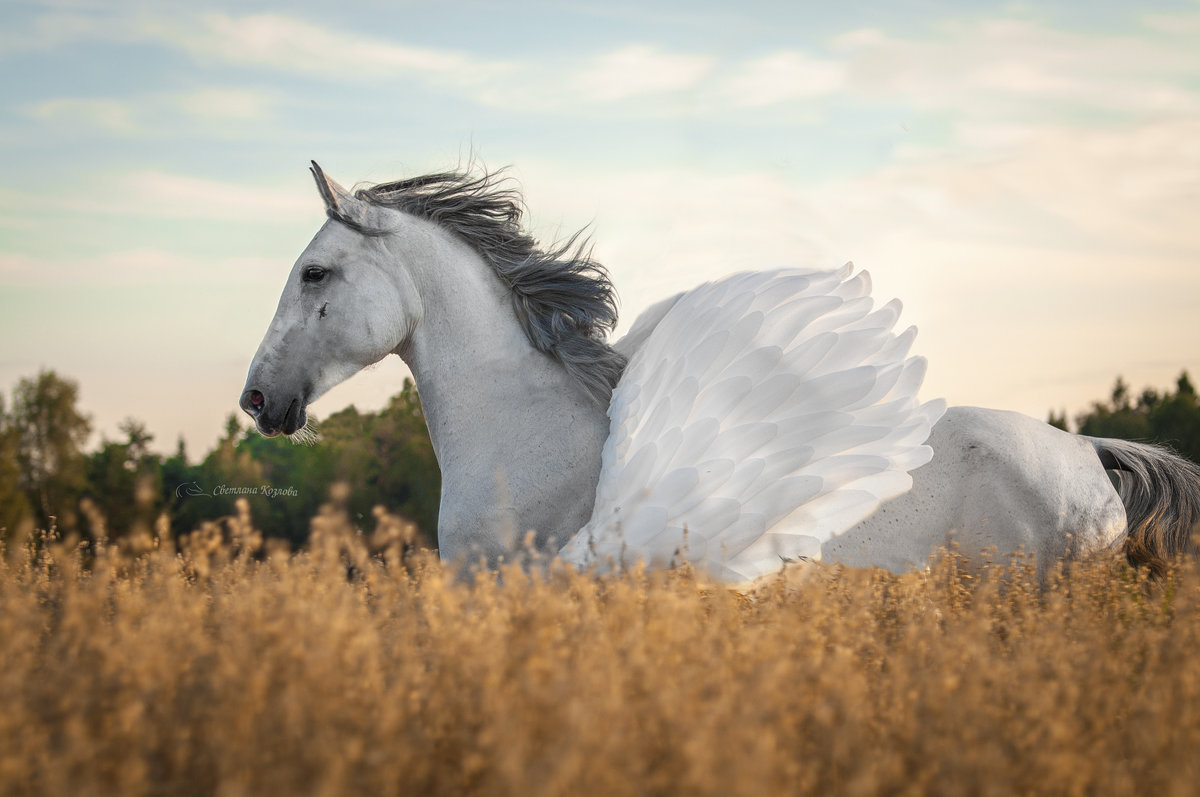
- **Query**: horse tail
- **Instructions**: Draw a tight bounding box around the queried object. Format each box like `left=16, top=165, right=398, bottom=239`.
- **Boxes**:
left=1089, top=437, right=1200, bottom=574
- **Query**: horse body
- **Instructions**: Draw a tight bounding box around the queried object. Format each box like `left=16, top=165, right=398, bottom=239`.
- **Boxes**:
left=242, top=163, right=1199, bottom=580
left=823, top=406, right=1128, bottom=577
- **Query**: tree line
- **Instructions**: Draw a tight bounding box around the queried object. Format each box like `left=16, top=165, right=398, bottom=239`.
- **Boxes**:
left=0, top=370, right=439, bottom=548
left=1047, top=371, right=1200, bottom=463
left=2, top=368, right=1199, bottom=548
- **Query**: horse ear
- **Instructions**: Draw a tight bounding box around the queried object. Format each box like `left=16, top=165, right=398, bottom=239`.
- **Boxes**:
left=310, top=161, right=371, bottom=228
left=310, top=161, right=352, bottom=213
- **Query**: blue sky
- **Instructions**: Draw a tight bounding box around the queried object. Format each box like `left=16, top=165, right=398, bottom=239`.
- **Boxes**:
left=2, top=0, right=1199, bottom=456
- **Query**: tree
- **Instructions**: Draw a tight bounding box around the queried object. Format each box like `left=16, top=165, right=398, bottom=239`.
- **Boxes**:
left=1075, top=371, right=1200, bottom=464
left=232, top=415, right=336, bottom=546
left=1145, top=374, right=1200, bottom=463
left=85, top=418, right=164, bottom=541
left=0, top=394, right=32, bottom=539
left=364, top=380, right=439, bottom=536
left=11, top=371, right=91, bottom=531
left=168, top=414, right=265, bottom=538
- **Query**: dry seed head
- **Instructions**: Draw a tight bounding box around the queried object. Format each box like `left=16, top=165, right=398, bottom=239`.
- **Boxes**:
left=0, top=525, right=1198, bottom=797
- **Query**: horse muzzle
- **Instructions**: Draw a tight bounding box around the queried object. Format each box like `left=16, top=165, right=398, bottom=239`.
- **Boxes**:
left=239, top=388, right=308, bottom=437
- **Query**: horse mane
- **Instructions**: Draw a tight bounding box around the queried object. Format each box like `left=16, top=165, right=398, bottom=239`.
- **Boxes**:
left=350, top=167, right=627, bottom=406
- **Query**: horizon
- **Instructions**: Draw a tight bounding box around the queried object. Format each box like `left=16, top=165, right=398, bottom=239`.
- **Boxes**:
left=2, top=1, right=1198, bottom=456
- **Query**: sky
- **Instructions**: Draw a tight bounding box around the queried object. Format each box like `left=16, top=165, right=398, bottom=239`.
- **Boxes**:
left=1, top=0, right=1198, bottom=458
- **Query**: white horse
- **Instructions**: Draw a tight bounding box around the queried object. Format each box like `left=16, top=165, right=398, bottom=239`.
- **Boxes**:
left=241, top=164, right=1200, bottom=582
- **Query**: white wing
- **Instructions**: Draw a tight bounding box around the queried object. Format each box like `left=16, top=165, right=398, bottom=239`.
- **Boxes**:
left=560, top=265, right=946, bottom=583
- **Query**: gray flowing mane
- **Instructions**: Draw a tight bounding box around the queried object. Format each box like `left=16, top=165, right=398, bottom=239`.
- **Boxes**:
left=327, top=167, right=627, bottom=406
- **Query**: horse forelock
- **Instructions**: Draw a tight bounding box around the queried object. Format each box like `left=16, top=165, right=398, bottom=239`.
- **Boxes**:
left=352, top=167, right=627, bottom=406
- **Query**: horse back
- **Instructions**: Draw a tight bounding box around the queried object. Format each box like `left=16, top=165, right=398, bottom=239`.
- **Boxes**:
left=824, top=406, right=1126, bottom=576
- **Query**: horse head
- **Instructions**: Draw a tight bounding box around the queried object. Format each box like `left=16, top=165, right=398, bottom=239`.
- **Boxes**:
left=239, top=163, right=422, bottom=437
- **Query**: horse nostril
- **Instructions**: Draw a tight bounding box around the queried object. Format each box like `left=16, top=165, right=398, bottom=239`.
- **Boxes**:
left=241, top=389, right=266, bottom=416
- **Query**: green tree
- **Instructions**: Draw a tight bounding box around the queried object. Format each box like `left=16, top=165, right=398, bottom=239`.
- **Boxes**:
left=160, top=436, right=200, bottom=531
left=11, top=371, right=91, bottom=531
left=0, top=394, right=32, bottom=538
left=1144, top=373, right=1200, bottom=463
left=315, top=380, right=440, bottom=541
left=85, top=418, right=164, bottom=541
left=365, top=380, right=439, bottom=535
left=168, top=415, right=265, bottom=538
left=225, top=379, right=440, bottom=546
left=1076, top=371, right=1200, bottom=464
left=1075, top=375, right=1152, bottom=442
left=233, top=417, right=336, bottom=546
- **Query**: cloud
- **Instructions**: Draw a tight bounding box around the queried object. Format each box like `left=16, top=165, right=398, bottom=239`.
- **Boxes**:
left=570, top=46, right=715, bottom=102
left=866, top=118, right=1200, bottom=255
left=0, top=171, right=314, bottom=224
left=25, top=87, right=280, bottom=137
left=151, top=14, right=716, bottom=109
left=171, top=88, right=277, bottom=121
left=0, top=249, right=284, bottom=287
left=140, top=12, right=502, bottom=86
left=717, top=52, right=845, bottom=106
left=28, top=98, right=137, bottom=133
left=0, top=10, right=132, bottom=53
left=76, top=11, right=825, bottom=112
left=68, top=12, right=712, bottom=112
left=114, top=171, right=313, bottom=221
left=8, top=7, right=1200, bottom=123
left=139, top=9, right=1199, bottom=121
left=831, top=16, right=1200, bottom=118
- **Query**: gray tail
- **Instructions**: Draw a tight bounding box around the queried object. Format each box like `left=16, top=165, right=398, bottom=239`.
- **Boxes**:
left=1090, top=437, right=1200, bottom=573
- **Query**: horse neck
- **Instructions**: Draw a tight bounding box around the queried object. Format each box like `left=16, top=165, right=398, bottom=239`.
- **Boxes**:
left=391, top=222, right=610, bottom=562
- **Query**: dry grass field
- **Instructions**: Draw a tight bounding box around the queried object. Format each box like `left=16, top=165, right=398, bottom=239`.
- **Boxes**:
left=2, top=497, right=1199, bottom=797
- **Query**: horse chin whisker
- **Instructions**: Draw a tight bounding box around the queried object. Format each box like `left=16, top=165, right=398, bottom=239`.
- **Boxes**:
left=289, top=419, right=321, bottom=447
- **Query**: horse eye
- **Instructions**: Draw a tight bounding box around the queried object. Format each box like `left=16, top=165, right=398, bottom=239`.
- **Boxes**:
left=302, top=266, right=327, bottom=283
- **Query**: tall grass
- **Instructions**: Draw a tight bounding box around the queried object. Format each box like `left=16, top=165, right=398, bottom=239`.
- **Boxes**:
left=2, top=497, right=1198, bottom=796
